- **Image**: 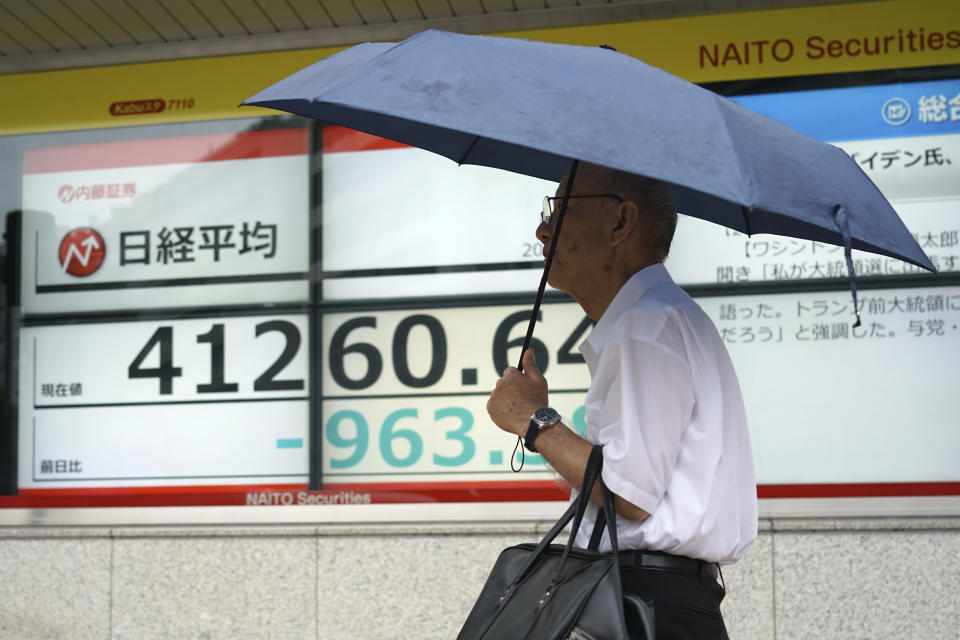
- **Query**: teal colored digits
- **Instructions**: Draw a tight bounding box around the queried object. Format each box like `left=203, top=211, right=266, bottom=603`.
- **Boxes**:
left=433, top=407, right=475, bottom=466
left=380, top=408, right=424, bottom=467
left=326, top=410, right=369, bottom=469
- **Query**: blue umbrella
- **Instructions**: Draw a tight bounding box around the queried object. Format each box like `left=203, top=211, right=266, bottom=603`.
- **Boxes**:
left=244, top=29, right=936, bottom=470
left=243, top=29, right=934, bottom=278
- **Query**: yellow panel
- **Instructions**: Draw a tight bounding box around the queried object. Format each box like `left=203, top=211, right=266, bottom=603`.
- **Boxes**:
left=502, top=0, right=960, bottom=82
left=1, top=0, right=957, bottom=135
left=0, top=47, right=339, bottom=135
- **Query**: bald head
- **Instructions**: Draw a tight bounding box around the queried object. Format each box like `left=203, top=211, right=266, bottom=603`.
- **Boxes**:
left=574, top=162, right=678, bottom=264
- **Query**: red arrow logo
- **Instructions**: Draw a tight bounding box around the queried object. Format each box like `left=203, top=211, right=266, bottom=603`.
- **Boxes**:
left=59, top=228, right=106, bottom=277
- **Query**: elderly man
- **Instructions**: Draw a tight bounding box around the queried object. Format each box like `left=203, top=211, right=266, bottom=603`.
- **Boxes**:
left=487, top=161, right=757, bottom=640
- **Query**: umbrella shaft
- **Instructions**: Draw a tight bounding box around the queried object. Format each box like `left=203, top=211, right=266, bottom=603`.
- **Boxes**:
left=517, top=160, right=579, bottom=371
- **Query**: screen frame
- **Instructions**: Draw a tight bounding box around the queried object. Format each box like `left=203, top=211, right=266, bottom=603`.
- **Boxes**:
left=3, top=63, right=960, bottom=521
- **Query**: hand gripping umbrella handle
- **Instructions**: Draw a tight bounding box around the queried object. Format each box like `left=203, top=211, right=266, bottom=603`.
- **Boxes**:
left=511, top=160, right=580, bottom=472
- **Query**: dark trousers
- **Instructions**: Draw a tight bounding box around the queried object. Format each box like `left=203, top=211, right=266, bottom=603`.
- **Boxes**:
left=620, top=563, right=729, bottom=640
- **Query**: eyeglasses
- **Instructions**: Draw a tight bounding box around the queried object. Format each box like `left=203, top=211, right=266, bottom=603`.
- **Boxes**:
left=541, top=194, right=624, bottom=225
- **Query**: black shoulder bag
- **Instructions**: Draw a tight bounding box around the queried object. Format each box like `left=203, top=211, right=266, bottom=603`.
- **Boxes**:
left=457, top=445, right=656, bottom=640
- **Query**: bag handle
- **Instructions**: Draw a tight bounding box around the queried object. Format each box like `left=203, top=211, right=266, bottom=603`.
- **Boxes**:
left=602, top=473, right=620, bottom=554
left=506, top=445, right=604, bottom=588
left=564, top=445, right=605, bottom=551
left=548, top=446, right=609, bottom=580
left=588, top=509, right=605, bottom=551
left=587, top=474, right=620, bottom=555
left=547, top=446, right=617, bottom=589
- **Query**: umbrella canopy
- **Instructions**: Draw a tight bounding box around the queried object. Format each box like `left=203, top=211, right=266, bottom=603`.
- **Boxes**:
left=243, top=29, right=934, bottom=273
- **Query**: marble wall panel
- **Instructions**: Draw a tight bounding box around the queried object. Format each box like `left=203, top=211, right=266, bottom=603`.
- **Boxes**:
left=111, top=534, right=316, bottom=640
left=773, top=529, right=960, bottom=640
left=0, top=536, right=111, bottom=640
left=315, top=532, right=529, bottom=640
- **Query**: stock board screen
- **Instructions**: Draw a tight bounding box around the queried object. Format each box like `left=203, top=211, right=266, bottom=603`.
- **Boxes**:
left=5, top=76, right=959, bottom=510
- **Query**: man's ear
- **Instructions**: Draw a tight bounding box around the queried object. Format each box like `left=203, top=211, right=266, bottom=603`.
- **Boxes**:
left=609, top=201, right=640, bottom=247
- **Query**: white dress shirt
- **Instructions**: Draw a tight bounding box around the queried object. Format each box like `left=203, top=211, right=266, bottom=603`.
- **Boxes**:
left=571, top=263, right=757, bottom=564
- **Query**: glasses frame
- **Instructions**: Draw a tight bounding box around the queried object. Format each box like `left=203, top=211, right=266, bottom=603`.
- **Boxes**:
left=541, top=193, right=624, bottom=225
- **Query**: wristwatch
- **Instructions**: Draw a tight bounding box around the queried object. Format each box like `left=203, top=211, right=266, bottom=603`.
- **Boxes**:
left=524, top=407, right=562, bottom=453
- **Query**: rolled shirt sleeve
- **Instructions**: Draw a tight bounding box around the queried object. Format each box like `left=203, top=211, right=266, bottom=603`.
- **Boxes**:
left=593, top=332, right=695, bottom=516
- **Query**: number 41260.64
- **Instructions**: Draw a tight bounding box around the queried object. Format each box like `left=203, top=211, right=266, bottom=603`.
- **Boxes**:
left=128, top=321, right=304, bottom=395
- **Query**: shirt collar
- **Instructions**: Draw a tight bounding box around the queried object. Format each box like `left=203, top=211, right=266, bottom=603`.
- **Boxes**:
left=580, top=263, right=673, bottom=369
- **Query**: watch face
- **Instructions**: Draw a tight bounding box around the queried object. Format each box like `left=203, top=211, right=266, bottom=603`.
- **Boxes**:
left=534, top=407, right=560, bottom=426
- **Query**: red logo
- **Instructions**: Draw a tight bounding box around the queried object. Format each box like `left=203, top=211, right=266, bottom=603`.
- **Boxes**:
left=58, top=185, right=79, bottom=203
left=109, top=99, right=166, bottom=116
left=59, top=228, right=105, bottom=277
left=57, top=183, right=136, bottom=203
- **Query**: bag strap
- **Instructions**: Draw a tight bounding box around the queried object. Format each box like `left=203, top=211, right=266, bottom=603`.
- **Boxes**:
left=586, top=469, right=619, bottom=554
left=550, top=446, right=606, bottom=582
left=507, top=445, right=604, bottom=587
left=524, top=445, right=603, bottom=558
left=600, top=474, right=620, bottom=555
left=566, top=445, right=604, bottom=545
left=587, top=508, right=605, bottom=551
left=564, top=447, right=619, bottom=557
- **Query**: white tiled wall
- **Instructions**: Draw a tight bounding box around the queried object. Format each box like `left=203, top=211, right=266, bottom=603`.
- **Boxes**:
left=1, top=519, right=958, bottom=639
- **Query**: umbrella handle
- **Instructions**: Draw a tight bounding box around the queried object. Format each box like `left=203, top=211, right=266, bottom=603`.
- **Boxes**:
left=511, top=160, right=579, bottom=472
